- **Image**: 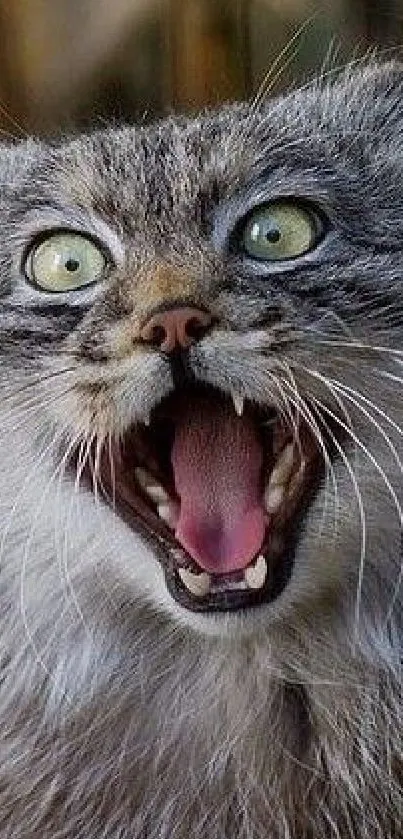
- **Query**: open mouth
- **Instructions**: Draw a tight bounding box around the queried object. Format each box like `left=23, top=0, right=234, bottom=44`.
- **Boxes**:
left=79, top=384, right=328, bottom=613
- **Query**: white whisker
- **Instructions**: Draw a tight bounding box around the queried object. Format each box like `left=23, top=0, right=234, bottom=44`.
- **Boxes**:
left=309, top=392, right=403, bottom=626
left=9, top=426, right=75, bottom=699
left=55, top=433, right=94, bottom=638
left=307, top=337, right=403, bottom=358
left=378, top=370, right=403, bottom=385
left=308, top=395, right=367, bottom=635
left=312, top=373, right=403, bottom=468
left=278, top=370, right=340, bottom=542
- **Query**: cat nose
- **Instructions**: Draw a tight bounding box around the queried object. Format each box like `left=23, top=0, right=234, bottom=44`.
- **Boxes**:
left=140, top=306, right=212, bottom=353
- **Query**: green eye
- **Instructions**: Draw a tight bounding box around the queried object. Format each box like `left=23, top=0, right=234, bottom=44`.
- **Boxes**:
left=26, top=232, right=106, bottom=292
left=241, top=202, right=321, bottom=262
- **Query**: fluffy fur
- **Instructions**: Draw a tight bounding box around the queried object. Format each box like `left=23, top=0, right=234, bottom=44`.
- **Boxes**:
left=0, top=62, right=402, bottom=838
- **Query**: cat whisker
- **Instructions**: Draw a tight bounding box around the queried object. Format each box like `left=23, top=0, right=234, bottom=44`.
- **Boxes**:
left=279, top=376, right=340, bottom=543
left=230, top=18, right=316, bottom=157
left=298, top=368, right=368, bottom=602
left=302, top=308, right=403, bottom=346
left=261, top=367, right=301, bottom=439
left=299, top=366, right=403, bottom=475
left=55, top=433, right=96, bottom=639
left=0, top=365, right=78, bottom=404
left=83, top=432, right=100, bottom=503
left=249, top=16, right=316, bottom=112
left=306, top=336, right=403, bottom=359
left=85, top=431, right=118, bottom=516
left=71, top=432, right=119, bottom=607
left=12, top=425, right=76, bottom=700
left=305, top=370, right=403, bottom=627
left=308, top=395, right=367, bottom=636
left=2, top=385, right=78, bottom=425
left=47, top=426, right=120, bottom=642
left=308, top=392, right=403, bottom=627
left=107, top=430, right=117, bottom=511
left=378, top=370, right=403, bottom=385
left=313, top=373, right=403, bottom=452
left=255, top=44, right=402, bottom=135
left=279, top=360, right=307, bottom=463
left=0, top=399, right=63, bottom=446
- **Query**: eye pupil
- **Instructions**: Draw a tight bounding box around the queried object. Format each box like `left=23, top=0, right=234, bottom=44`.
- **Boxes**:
left=65, top=258, right=80, bottom=272
left=266, top=228, right=280, bottom=243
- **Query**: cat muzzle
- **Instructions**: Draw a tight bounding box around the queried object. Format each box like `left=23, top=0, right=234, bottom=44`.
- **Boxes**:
left=71, top=383, right=335, bottom=613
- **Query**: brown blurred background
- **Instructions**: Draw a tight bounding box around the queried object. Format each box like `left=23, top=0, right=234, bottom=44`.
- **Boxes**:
left=0, top=0, right=401, bottom=136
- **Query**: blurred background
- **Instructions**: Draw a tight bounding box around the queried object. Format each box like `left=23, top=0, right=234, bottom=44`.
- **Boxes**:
left=0, top=0, right=401, bottom=136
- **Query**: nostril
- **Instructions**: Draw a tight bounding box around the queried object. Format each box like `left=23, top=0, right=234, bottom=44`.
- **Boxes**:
left=148, top=324, right=167, bottom=347
left=185, top=316, right=209, bottom=340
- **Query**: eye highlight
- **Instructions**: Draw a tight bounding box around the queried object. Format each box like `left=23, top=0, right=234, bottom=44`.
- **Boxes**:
left=25, top=232, right=107, bottom=292
left=240, top=201, right=323, bottom=262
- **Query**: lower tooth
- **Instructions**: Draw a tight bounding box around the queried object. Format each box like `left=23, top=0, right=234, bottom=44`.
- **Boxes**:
left=287, top=461, right=306, bottom=497
left=157, top=502, right=179, bottom=529
left=145, top=483, right=170, bottom=504
left=232, top=392, right=245, bottom=416
left=134, top=466, right=154, bottom=489
left=178, top=568, right=211, bottom=597
left=264, top=484, right=284, bottom=513
left=270, top=443, right=295, bottom=485
left=135, top=468, right=171, bottom=504
left=244, top=555, right=267, bottom=589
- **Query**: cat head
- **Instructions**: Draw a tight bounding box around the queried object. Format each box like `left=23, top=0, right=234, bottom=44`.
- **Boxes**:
left=1, top=61, right=402, bottom=640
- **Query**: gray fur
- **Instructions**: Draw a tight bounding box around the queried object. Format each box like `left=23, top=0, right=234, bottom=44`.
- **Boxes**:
left=0, top=61, right=402, bottom=837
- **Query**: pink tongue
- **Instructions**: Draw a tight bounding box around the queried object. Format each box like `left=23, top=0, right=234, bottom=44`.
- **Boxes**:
left=171, top=396, right=265, bottom=573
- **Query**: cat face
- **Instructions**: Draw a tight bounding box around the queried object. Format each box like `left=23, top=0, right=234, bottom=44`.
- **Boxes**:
left=1, top=62, right=402, bottom=637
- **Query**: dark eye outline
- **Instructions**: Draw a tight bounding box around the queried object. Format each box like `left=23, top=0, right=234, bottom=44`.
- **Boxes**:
left=22, top=227, right=113, bottom=293
left=229, top=199, right=328, bottom=263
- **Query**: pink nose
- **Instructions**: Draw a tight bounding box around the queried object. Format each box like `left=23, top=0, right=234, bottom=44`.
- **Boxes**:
left=140, top=306, right=212, bottom=353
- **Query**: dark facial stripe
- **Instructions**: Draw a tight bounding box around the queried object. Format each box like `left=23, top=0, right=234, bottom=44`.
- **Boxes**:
left=0, top=302, right=90, bottom=356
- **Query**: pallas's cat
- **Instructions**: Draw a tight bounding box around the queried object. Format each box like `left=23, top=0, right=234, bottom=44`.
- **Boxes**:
left=0, top=62, right=402, bottom=838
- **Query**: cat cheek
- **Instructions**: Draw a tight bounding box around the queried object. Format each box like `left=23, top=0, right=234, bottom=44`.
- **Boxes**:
left=105, top=317, right=143, bottom=360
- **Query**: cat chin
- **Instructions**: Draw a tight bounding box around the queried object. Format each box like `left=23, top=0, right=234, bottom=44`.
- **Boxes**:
left=156, top=585, right=276, bottom=638
left=151, top=560, right=337, bottom=641
left=130, top=530, right=343, bottom=642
